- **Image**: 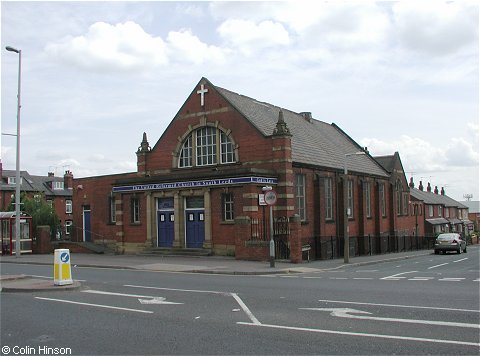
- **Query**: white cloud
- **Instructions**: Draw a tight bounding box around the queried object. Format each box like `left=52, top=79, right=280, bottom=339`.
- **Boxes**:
left=392, top=1, right=478, bottom=55
left=45, top=21, right=168, bottom=71
left=166, top=29, right=226, bottom=65
left=362, top=134, right=478, bottom=174
left=217, top=19, right=290, bottom=55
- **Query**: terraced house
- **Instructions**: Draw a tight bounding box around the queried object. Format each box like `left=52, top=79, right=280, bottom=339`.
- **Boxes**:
left=71, top=78, right=429, bottom=261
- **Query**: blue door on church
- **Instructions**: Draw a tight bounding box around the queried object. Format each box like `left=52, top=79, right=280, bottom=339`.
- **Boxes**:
left=157, top=198, right=174, bottom=247
left=185, top=197, right=205, bottom=248
left=185, top=210, right=205, bottom=248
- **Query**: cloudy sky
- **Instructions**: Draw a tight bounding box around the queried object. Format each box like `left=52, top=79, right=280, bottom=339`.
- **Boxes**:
left=1, top=1, right=478, bottom=201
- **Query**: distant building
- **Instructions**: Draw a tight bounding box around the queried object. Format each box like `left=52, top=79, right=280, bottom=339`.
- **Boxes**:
left=0, top=165, right=74, bottom=238
left=461, top=200, right=479, bottom=233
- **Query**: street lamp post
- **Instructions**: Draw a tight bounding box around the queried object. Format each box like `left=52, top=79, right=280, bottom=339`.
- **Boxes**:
left=343, top=151, right=365, bottom=263
left=262, top=186, right=276, bottom=268
left=5, top=46, right=22, bottom=258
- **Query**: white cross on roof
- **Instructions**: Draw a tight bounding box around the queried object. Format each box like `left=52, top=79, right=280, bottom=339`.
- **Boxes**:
left=196, top=84, right=208, bottom=106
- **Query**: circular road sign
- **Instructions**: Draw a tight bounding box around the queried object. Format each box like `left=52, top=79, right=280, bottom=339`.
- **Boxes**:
left=264, top=190, right=277, bottom=206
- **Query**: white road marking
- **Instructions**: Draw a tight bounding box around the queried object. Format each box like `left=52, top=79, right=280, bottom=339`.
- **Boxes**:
left=301, top=307, right=479, bottom=329
left=428, top=263, right=449, bottom=270
left=35, top=297, right=153, bottom=314
left=28, top=275, right=86, bottom=282
left=408, top=277, right=434, bottom=281
left=329, top=277, right=348, bottom=280
left=316, top=299, right=480, bottom=313
left=353, top=278, right=374, bottom=280
left=302, top=276, right=323, bottom=279
left=231, top=293, right=261, bottom=325
left=280, top=275, right=299, bottom=278
left=124, top=284, right=261, bottom=324
left=82, top=289, right=183, bottom=304
left=439, top=278, right=466, bottom=282
left=355, top=270, right=378, bottom=272
left=237, top=322, right=480, bottom=347
left=380, top=271, right=417, bottom=280
left=453, top=258, right=468, bottom=263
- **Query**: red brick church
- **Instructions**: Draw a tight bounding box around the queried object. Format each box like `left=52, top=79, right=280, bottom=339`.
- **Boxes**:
left=72, top=77, right=415, bottom=261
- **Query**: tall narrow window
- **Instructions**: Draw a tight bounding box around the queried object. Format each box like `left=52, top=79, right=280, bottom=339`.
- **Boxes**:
left=66, top=199, right=72, bottom=214
left=379, top=183, right=386, bottom=217
left=295, top=174, right=306, bottom=221
left=395, top=181, right=401, bottom=216
left=428, top=205, right=433, bottom=217
left=438, top=205, right=443, bottom=218
left=131, top=198, right=140, bottom=223
left=196, top=127, right=217, bottom=166
left=365, top=182, right=371, bottom=218
left=179, top=136, right=192, bottom=167
left=325, top=177, right=333, bottom=220
left=347, top=180, right=353, bottom=218
left=403, top=194, right=408, bottom=215
left=445, top=207, right=450, bottom=218
left=220, top=131, right=235, bottom=164
left=109, top=196, right=116, bottom=223
left=222, top=193, right=234, bottom=222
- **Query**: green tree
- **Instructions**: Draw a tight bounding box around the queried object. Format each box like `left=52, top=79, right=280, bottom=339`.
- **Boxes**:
left=7, top=192, right=60, bottom=237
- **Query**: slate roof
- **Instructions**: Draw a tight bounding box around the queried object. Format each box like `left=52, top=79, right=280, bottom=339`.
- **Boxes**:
left=0, top=170, right=72, bottom=197
left=410, top=187, right=467, bottom=209
left=374, top=155, right=395, bottom=173
left=214, top=83, right=388, bottom=177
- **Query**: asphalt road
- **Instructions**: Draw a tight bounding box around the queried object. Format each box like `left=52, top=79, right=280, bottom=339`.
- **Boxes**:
left=1, top=249, right=479, bottom=355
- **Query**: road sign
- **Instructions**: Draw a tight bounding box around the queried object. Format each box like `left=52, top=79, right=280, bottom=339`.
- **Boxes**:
left=264, top=190, right=277, bottom=206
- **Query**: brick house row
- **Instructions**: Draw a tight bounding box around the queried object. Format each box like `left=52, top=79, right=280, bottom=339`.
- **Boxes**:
left=68, top=78, right=425, bottom=260
left=0, top=165, right=74, bottom=238
left=409, top=180, right=473, bottom=237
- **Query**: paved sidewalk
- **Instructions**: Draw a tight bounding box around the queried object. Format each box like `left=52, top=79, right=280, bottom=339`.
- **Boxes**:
left=0, top=248, right=442, bottom=293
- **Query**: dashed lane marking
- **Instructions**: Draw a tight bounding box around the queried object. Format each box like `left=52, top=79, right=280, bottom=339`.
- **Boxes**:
left=428, top=263, right=449, bottom=270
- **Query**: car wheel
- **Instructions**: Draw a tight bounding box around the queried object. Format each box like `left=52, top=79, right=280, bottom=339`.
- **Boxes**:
left=457, top=247, right=461, bottom=254
left=434, top=250, right=439, bottom=255
left=463, top=246, right=467, bottom=253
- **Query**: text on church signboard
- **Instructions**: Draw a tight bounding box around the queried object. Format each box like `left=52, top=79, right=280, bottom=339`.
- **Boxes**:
left=112, top=176, right=278, bottom=193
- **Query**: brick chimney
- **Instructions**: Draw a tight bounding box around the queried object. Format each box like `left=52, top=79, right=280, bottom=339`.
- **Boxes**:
left=434, top=186, right=439, bottom=194
left=419, top=181, right=424, bottom=191
left=48, top=172, right=54, bottom=177
left=409, top=177, right=414, bottom=188
left=64, top=170, right=73, bottom=190
left=441, top=187, right=445, bottom=195
left=427, top=182, right=432, bottom=192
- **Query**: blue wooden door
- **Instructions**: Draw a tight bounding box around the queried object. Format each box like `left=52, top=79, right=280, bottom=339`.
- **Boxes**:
left=185, top=210, right=205, bottom=248
left=157, top=211, right=174, bottom=247
left=83, top=208, right=91, bottom=242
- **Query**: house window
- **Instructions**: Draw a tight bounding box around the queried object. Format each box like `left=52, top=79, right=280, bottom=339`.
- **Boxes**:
left=222, top=193, right=234, bottom=222
left=8, top=177, right=22, bottom=185
left=65, top=220, right=72, bottom=235
left=53, top=181, right=64, bottom=190
left=438, top=205, right=443, bottom=217
left=131, top=198, right=140, bottom=223
left=347, top=180, right=353, bottom=218
left=325, top=177, right=333, bottom=220
left=428, top=205, right=433, bottom=217
left=178, top=127, right=236, bottom=168
left=445, top=208, right=450, bottom=218
left=109, top=196, right=116, bottom=223
left=66, top=200, right=72, bottom=214
left=379, top=183, right=386, bottom=217
left=295, top=174, right=306, bottom=221
left=365, top=182, right=371, bottom=218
